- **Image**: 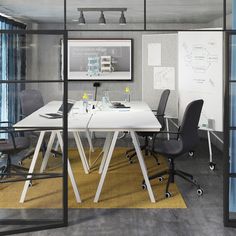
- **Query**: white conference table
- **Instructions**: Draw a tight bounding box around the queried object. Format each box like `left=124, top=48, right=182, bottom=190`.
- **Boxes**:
left=15, top=100, right=161, bottom=203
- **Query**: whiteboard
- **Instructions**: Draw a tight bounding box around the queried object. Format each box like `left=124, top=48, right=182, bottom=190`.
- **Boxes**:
left=178, top=32, right=223, bottom=131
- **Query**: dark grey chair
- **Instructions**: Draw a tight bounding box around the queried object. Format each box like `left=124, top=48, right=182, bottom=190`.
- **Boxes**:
left=125, top=89, right=170, bottom=164
left=19, top=89, right=44, bottom=118
left=19, top=89, right=61, bottom=161
left=142, top=99, right=204, bottom=198
left=0, top=122, right=31, bottom=177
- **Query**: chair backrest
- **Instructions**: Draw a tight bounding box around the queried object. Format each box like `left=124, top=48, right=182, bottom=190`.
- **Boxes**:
left=19, top=90, right=44, bottom=117
left=179, top=99, right=204, bottom=153
left=156, top=89, right=170, bottom=130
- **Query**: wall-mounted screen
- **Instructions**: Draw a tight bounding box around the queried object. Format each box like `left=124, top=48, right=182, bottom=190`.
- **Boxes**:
left=67, top=39, right=133, bottom=81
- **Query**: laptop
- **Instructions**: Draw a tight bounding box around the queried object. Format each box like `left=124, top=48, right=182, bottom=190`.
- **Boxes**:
left=39, top=101, right=75, bottom=119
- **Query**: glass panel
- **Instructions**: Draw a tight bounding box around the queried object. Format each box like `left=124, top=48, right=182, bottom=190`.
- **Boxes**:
left=66, top=0, right=144, bottom=30
left=229, top=177, right=236, bottom=216
left=146, top=0, right=224, bottom=30
left=229, top=131, right=236, bottom=215
left=0, top=26, right=67, bottom=234
left=0, top=33, right=64, bottom=82
left=226, top=0, right=234, bottom=29
left=0, top=0, right=64, bottom=30
left=230, top=83, right=236, bottom=127
left=0, top=82, right=65, bottom=233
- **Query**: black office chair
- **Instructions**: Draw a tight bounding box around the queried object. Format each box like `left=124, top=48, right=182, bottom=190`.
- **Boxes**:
left=142, top=99, right=204, bottom=198
left=19, top=89, right=61, bottom=160
left=0, top=122, right=32, bottom=177
left=125, top=89, right=170, bottom=164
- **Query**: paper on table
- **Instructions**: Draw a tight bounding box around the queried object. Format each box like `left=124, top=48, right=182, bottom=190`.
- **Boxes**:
left=148, top=43, right=161, bottom=66
left=154, top=67, right=175, bottom=90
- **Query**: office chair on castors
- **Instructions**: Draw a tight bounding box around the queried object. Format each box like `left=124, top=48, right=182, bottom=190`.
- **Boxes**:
left=19, top=89, right=61, bottom=161
left=125, top=89, right=170, bottom=164
left=142, top=99, right=204, bottom=198
left=0, top=122, right=32, bottom=179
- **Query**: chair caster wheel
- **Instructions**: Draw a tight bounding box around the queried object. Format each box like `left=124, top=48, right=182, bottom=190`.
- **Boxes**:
left=18, top=161, right=22, bottom=166
left=142, top=183, right=147, bottom=190
left=197, top=188, right=203, bottom=196
left=188, top=151, right=194, bottom=157
left=129, top=159, right=133, bottom=164
left=158, top=177, right=164, bottom=182
left=29, top=181, right=33, bottom=187
left=165, top=192, right=171, bottom=198
left=52, top=154, right=56, bottom=158
left=209, top=162, right=216, bottom=171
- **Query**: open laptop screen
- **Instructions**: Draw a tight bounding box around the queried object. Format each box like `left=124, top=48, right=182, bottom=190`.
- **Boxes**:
left=58, top=102, right=74, bottom=114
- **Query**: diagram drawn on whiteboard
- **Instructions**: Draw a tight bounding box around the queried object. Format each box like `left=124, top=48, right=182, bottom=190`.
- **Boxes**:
left=182, top=43, right=218, bottom=74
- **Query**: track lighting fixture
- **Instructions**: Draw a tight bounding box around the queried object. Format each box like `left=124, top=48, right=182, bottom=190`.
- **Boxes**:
left=98, top=11, right=106, bottom=25
left=119, top=11, right=126, bottom=25
left=78, top=10, right=85, bottom=25
left=77, top=8, right=127, bottom=25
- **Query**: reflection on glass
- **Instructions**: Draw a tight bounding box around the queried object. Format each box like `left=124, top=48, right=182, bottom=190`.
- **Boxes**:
left=146, top=0, right=224, bottom=30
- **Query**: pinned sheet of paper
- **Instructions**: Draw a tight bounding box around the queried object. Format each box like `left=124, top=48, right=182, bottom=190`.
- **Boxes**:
left=148, top=43, right=161, bottom=66
left=154, top=67, right=175, bottom=90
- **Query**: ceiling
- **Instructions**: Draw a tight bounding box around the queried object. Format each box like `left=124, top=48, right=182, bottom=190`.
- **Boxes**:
left=0, top=0, right=231, bottom=25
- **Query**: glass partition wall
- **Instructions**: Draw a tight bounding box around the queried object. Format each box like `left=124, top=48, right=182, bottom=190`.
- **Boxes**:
left=0, top=31, right=68, bottom=235
left=0, top=0, right=235, bottom=234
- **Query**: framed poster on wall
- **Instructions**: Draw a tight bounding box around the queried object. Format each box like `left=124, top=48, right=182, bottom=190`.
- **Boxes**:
left=64, top=39, right=133, bottom=81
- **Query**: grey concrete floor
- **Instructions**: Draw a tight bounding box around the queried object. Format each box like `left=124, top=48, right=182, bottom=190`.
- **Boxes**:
left=1, top=137, right=236, bottom=235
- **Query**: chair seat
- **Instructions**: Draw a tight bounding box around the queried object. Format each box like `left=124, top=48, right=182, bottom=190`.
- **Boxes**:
left=154, top=139, right=183, bottom=156
left=0, top=137, right=30, bottom=152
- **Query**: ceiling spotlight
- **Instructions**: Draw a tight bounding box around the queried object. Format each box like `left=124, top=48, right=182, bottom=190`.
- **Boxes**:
left=99, top=11, right=106, bottom=25
left=119, top=11, right=126, bottom=25
left=78, top=10, right=85, bottom=25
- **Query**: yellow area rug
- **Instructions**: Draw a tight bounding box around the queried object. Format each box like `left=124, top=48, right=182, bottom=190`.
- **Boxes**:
left=0, top=148, right=186, bottom=209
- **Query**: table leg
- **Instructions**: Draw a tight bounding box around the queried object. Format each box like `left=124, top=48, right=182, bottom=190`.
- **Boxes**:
left=94, top=131, right=118, bottom=203
left=73, top=131, right=90, bottom=174
left=86, top=130, right=94, bottom=152
left=20, top=131, right=46, bottom=203
left=207, top=130, right=213, bottom=163
left=56, top=131, right=81, bottom=203
left=98, top=132, right=113, bottom=174
left=40, top=131, right=56, bottom=173
left=166, top=117, right=170, bottom=140
left=130, top=131, right=156, bottom=203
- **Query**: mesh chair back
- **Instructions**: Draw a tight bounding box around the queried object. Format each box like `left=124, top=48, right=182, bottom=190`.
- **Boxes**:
left=19, top=90, right=44, bottom=117
left=179, top=99, right=204, bottom=153
left=156, top=89, right=170, bottom=130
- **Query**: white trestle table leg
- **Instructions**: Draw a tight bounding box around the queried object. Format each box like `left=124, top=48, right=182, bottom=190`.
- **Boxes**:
left=40, top=131, right=56, bottom=173
left=56, top=131, right=81, bottom=203
left=130, top=131, right=156, bottom=203
left=73, top=131, right=90, bottom=174
left=94, top=131, right=118, bottom=203
left=86, top=130, right=94, bottom=152
left=98, top=132, right=113, bottom=174
left=20, top=131, right=46, bottom=203
left=207, top=130, right=213, bottom=163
